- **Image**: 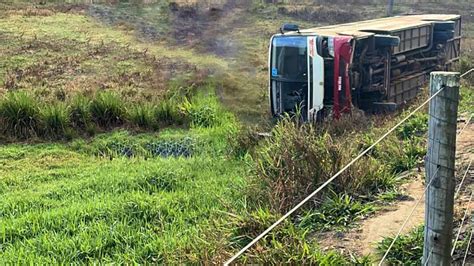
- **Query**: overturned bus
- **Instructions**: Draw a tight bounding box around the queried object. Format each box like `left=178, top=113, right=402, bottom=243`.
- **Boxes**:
left=269, top=14, right=461, bottom=121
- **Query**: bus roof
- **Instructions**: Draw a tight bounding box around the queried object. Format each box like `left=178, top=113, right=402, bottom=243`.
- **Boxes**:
left=292, top=14, right=461, bottom=39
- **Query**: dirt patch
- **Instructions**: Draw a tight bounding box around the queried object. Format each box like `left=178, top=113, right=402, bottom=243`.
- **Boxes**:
left=318, top=174, right=425, bottom=256
left=169, top=1, right=248, bottom=58
left=88, top=5, right=165, bottom=41
left=1, top=33, right=199, bottom=99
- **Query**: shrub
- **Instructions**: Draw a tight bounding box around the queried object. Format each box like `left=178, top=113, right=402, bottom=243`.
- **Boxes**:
left=128, top=103, right=156, bottom=129
left=70, top=94, right=92, bottom=130
left=40, top=102, right=70, bottom=139
left=90, top=91, right=125, bottom=128
left=0, top=92, right=40, bottom=139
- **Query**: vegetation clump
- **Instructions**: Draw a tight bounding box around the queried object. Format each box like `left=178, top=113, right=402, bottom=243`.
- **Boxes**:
left=377, top=226, right=424, bottom=265
left=252, top=115, right=398, bottom=213
left=0, top=92, right=40, bottom=139
left=298, top=194, right=374, bottom=231
left=90, top=91, right=126, bottom=128
left=40, top=102, right=71, bottom=139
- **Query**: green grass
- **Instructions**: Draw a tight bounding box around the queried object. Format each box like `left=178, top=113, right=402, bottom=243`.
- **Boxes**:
left=298, top=194, right=374, bottom=232
left=0, top=1, right=473, bottom=264
left=0, top=92, right=249, bottom=263
left=377, top=226, right=424, bottom=265
left=40, top=102, right=70, bottom=139
left=90, top=91, right=126, bottom=128
left=0, top=91, right=39, bottom=139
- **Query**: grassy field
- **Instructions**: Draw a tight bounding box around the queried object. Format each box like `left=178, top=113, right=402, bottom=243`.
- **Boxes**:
left=0, top=0, right=473, bottom=264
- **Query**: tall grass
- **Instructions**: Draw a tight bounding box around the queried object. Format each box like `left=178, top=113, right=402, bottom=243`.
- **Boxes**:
left=252, top=115, right=397, bottom=213
left=155, top=100, right=186, bottom=126
left=40, top=102, right=70, bottom=139
left=127, top=103, right=156, bottom=129
left=90, top=91, right=125, bottom=128
left=0, top=92, right=39, bottom=139
left=0, top=85, right=233, bottom=141
left=70, top=94, right=92, bottom=130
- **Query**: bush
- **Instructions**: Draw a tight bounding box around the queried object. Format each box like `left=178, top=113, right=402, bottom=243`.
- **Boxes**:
left=128, top=103, right=156, bottom=129
left=70, top=94, right=92, bottom=130
left=40, top=102, right=70, bottom=139
left=0, top=92, right=40, bottom=139
left=90, top=91, right=125, bottom=128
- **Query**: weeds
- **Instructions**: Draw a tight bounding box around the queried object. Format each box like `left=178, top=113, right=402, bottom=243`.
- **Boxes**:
left=0, top=92, right=39, bottom=139
left=298, top=194, right=373, bottom=231
left=128, top=103, right=156, bottom=129
left=90, top=91, right=125, bottom=128
left=155, top=100, right=185, bottom=126
left=70, top=94, right=92, bottom=130
left=228, top=208, right=352, bottom=264
left=253, top=115, right=397, bottom=213
left=181, top=95, right=220, bottom=128
left=377, top=226, right=423, bottom=265
left=396, top=113, right=428, bottom=140
left=40, top=102, right=70, bottom=139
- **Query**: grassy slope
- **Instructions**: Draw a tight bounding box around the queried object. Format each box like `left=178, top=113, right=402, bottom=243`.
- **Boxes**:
left=0, top=95, right=251, bottom=263
left=0, top=1, right=473, bottom=264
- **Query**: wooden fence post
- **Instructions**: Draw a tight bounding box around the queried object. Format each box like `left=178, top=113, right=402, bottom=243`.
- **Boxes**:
left=423, top=72, right=460, bottom=265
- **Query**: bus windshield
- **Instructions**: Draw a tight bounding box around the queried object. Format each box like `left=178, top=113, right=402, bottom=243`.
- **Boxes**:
left=271, top=36, right=308, bottom=81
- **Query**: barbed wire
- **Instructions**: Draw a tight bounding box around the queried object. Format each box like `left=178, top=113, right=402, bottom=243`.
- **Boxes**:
left=378, top=166, right=440, bottom=265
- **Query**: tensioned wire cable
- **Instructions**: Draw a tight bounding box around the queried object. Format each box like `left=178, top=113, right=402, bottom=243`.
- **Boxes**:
left=460, top=68, right=474, bottom=78
left=424, top=247, right=434, bottom=266
left=455, top=159, right=472, bottom=199
left=378, top=166, right=440, bottom=265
